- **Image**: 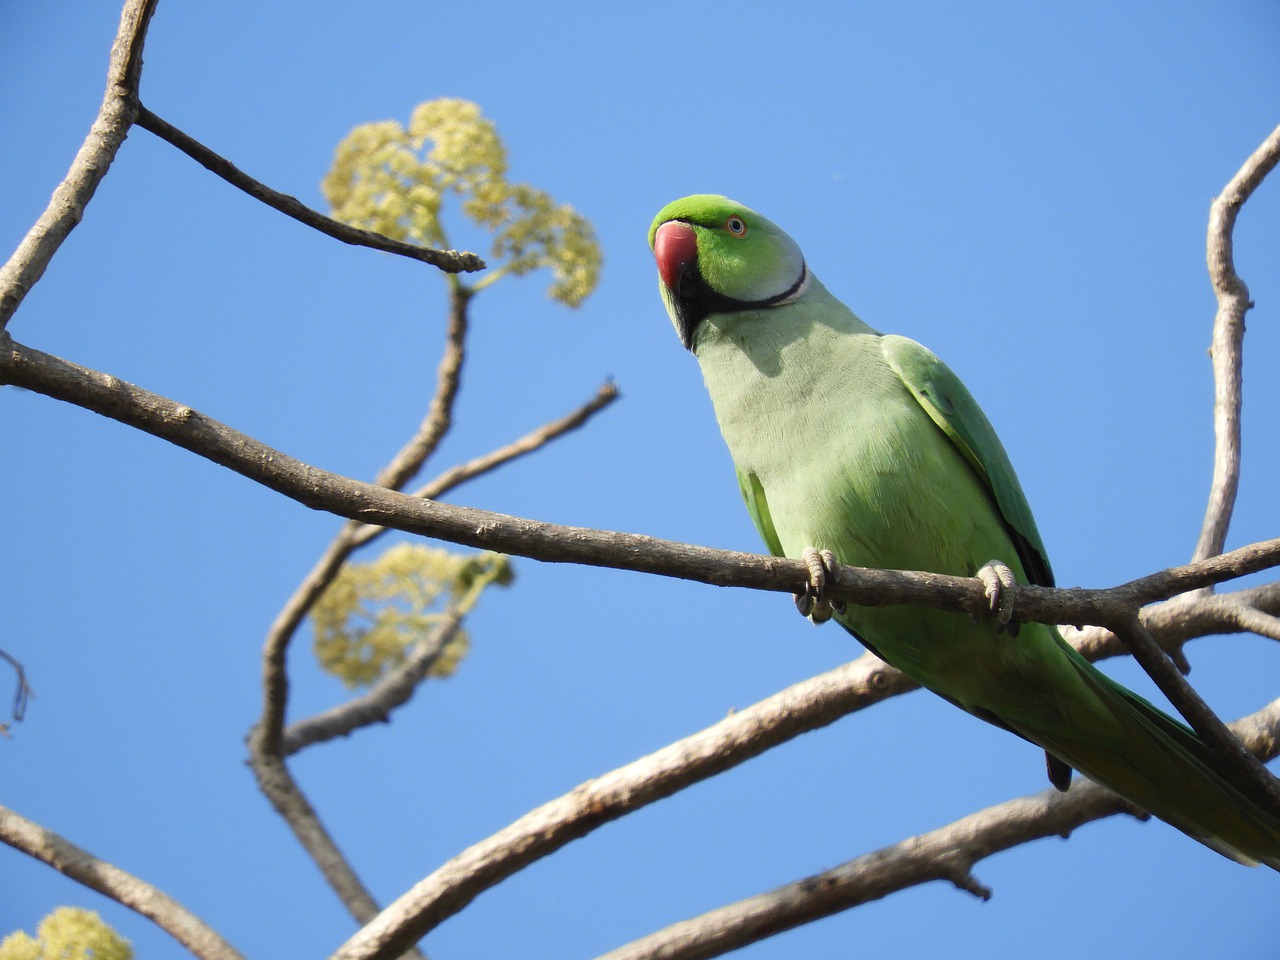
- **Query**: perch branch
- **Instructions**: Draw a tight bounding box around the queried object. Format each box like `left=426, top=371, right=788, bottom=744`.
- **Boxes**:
left=134, top=106, right=484, bottom=274
left=4, top=330, right=1280, bottom=626
left=0, top=803, right=247, bottom=960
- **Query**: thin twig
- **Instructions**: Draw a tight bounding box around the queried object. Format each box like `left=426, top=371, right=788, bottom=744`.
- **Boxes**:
left=1192, top=124, right=1280, bottom=566
left=281, top=610, right=464, bottom=755
left=253, top=286, right=474, bottom=759
left=134, top=106, right=485, bottom=275
left=591, top=699, right=1280, bottom=960
left=373, top=283, right=472, bottom=491
left=0, top=0, right=158, bottom=329
left=347, top=378, right=620, bottom=553
left=0, top=803, right=247, bottom=960
left=0, top=648, right=32, bottom=731
left=247, top=747, right=414, bottom=958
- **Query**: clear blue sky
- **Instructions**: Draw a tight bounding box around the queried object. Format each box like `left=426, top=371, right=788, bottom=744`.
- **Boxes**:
left=3, top=2, right=1279, bottom=958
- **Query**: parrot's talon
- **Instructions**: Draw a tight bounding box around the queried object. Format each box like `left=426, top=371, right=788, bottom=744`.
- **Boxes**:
left=977, top=560, right=1018, bottom=630
left=795, top=547, right=839, bottom=624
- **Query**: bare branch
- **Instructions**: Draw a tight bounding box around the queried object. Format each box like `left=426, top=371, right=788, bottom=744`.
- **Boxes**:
left=347, top=378, right=621, bottom=553
left=1229, top=605, right=1280, bottom=643
left=4, top=331, right=1280, bottom=627
left=0, top=648, right=32, bottom=733
left=132, top=106, right=484, bottom=275
left=325, top=653, right=913, bottom=960
left=593, top=699, right=1280, bottom=960
left=253, top=286, right=474, bottom=758
left=0, top=803, right=247, bottom=960
left=325, top=627, right=1280, bottom=960
left=247, top=748, right=403, bottom=951
left=1192, top=124, right=1280, bottom=565
left=1065, top=579, right=1280, bottom=661
left=373, top=285, right=471, bottom=491
left=281, top=610, right=464, bottom=755
left=0, top=0, right=158, bottom=330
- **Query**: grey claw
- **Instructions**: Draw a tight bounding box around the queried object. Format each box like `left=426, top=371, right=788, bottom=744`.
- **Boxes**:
left=797, top=547, right=841, bottom=624
left=977, top=560, right=1018, bottom=630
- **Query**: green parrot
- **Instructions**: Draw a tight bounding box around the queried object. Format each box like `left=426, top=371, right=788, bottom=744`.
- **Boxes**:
left=649, top=193, right=1280, bottom=869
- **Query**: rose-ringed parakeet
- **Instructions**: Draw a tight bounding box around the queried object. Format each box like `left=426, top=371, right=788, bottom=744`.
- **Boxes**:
left=649, top=193, right=1280, bottom=869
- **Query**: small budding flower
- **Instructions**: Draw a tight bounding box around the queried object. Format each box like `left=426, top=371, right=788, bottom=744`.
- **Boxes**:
left=323, top=98, right=601, bottom=306
left=312, top=544, right=513, bottom=689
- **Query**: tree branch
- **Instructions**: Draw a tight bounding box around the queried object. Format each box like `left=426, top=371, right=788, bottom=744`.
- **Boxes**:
left=281, top=610, right=463, bottom=755
left=0, top=0, right=157, bottom=330
left=346, top=378, right=620, bottom=554
left=592, top=699, right=1280, bottom=960
left=247, top=749, right=405, bottom=953
left=133, top=106, right=485, bottom=275
left=5, top=332, right=1280, bottom=629
left=0, top=803, right=247, bottom=960
left=324, top=620, right=1280, bottom=960
left=1192, top=123, right=1280, bottom=565
left=274, top=380, right=619, bottom=755
left=324, top=652, right=913, bottom=960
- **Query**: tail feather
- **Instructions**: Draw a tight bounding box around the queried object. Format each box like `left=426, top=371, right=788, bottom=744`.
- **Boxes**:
left=1013, top=653, right=1280, bottom=870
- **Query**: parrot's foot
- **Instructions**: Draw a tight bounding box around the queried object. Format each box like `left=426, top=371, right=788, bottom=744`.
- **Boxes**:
left=795, top=547, right=845, bottom=624
left=976, top=560, right=1018, bottom=633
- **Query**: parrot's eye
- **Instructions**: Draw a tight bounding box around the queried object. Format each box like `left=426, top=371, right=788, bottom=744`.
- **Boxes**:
left=725, top=216, right=747, bottom=237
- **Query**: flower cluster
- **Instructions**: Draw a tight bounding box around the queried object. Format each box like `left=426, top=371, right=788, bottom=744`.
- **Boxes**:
left=323, top=98, right=601, bottom=306
left=0, top=908, right=132, bottom=960
left=312, top=543, right=513, bottom=688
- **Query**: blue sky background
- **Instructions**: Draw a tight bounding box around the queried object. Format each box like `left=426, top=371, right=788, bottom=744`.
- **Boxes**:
left=3, top=2, right=1279, bottom=958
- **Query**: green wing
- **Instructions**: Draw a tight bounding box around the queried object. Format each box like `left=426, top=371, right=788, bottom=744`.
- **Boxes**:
left=880, top=334, right=1054, bottom=587
left=737, top=467, right=785, bottom=558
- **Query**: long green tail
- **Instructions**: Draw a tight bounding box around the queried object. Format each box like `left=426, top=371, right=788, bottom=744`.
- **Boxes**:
left=1012, top=640, right=1280, bottom=870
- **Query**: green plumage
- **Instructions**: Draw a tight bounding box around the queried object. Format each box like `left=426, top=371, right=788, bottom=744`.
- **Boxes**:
left=650, top=194, right=1280, bottom=868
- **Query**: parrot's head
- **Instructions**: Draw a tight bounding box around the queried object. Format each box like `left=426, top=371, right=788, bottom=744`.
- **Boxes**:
left=649, top=195, right=808, bottom=351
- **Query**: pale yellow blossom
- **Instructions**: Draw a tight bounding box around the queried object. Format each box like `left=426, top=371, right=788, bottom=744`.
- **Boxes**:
left=312, top=544, right=513, bottom=688
left=323, top=99, right=601, bottom=306
left=0, top=908, right=132, bottom=960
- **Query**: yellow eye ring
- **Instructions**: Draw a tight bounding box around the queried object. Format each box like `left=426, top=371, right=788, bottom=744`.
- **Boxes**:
left=725, top=215, right=747, bottom=237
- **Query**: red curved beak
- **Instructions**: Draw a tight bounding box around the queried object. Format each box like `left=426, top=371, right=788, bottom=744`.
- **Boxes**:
left=653, top=220, right=698, bottom=290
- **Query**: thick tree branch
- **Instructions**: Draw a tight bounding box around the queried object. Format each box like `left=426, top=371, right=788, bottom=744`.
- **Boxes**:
left=0, top=803, right=246, bottom=960
left=324, top=653, right=913, bottom=960
left=1192, top=123, right=1280, bottom=565
left=0, top=0, right=157, bottom=330
left=592, top=699, right=1280, bottom=960
left=134, top=106, right=485, bottom=274
left=4, top=332, right=1279, bottom=629
left=324, top=627, right=1280, bottom=960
